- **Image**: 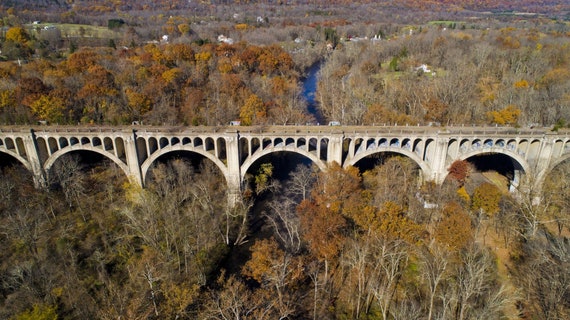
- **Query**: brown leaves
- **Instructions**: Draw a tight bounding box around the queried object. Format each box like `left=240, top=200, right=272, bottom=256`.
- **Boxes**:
left=448, top=160, right=471, bottom=186
left=434, top=201, right=473, bottom=251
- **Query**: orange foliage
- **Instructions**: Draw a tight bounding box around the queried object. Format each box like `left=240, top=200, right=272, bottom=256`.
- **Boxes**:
left=434, top=201, right=473, bottom=251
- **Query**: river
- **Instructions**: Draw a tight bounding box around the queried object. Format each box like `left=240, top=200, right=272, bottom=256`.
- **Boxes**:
left=301, top=62, right=325, bottom=124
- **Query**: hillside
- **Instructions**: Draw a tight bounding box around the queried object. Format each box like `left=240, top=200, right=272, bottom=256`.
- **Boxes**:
left=4, top=0, right=570, bottom=16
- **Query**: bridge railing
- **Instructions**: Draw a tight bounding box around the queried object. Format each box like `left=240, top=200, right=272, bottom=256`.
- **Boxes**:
left=0, top=125, right=568, bottom=137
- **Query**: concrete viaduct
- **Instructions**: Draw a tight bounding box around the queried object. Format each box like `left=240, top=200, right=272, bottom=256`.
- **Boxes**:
left=1, top=125, right=569, bottom=201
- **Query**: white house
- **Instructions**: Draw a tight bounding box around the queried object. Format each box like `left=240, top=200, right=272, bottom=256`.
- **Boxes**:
left=218, top=34, right=234, bottom=44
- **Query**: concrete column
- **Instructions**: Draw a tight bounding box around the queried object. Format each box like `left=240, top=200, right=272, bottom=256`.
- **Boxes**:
left=123, top=129, right=144, bottom=187
left=25, top=129, right=47, bottom=188
left=431, top=136, right=450, bottom=184
left=225, top=132, right=242, bottom=206
left=327, top=132, right=344, bottom=166
left=533, top=137, right=555, bottom=192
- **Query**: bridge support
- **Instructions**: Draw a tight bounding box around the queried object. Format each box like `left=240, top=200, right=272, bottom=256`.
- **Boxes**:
left=25, top=130, right=47, bottom=188
left=226, top=132, right=242, bottom=207
left=431, top=137, right=450, bottom=184
left=124, top=129, right=144, bottom=187
left=327, top=133, right=344, bottom=165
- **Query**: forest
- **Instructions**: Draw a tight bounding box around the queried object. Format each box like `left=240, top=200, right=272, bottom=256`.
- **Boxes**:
left=1, top=1, right=570, bottom=319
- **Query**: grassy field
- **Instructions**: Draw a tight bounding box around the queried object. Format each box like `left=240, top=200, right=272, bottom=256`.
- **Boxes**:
left=26, top=23, right=120, bottom=39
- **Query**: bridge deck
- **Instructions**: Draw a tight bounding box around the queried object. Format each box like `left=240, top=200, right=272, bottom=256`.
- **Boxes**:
left=1, top=125, right=568, bottom=137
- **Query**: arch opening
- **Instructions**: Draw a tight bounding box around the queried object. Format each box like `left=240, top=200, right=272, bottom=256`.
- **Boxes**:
left=47, top=150, right=127, bottom=190
left=463, top=152, right=525, bottom=192
left=144, top=150, right=227, bottom=187
left=351, top=151, right=421, bottom=178
left=0, top=152, right=28, bottom=172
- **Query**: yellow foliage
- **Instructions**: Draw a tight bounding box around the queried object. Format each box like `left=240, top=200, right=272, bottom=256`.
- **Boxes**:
left=217, top=60, right=233, bottom=74
left=235, top=23, right=249, bottom=30
left=472, top=182, right=502, bottom=217
left=177, top=23, right=191, bottom=35
left=513, top=79, right=529, bottom=89
left=434, top=202, right=473, bottom=251
left=125, top=88, right=152, bottom=115
left=457, top=186, right=470, bottom=203
left=30, top=95, right=66, bottom=123
left=194, top=51, right=212, bottom=62
left=161, top=67, right=182, bottom=84
left=122, top=181, right=146, bottom=206
left=0, top=90, right=15, bottom=109
left=5, top=27, right=30, bottom=44
left=477, top=77, right=500, bottom=105
left=239, top=94, right=266, bottom=126
left=12, top=304, right=58, bottom=320
left=486, top=105, right=521, bottom=125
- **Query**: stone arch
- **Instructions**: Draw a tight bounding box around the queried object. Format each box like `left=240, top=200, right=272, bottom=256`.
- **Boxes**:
left=444, top=148, right=530, bottom=189
left=240, top=147, right=327, bottom=180
left=141, top=146, right=230, bottom=186
left=319, top=138, right=329, bottom=161
left=535, top=152, right=570, bottom=193
left=216, top=137, right=227, bottom=161
left=160, top=137, right=169, bottom=149
left=297, top=137, right=307, bottom=149
left=48, top=137, right=58, bottom=154
left=251, top=137, right=261, bottom=154
left=59, top=137, right=68, bottom=148
left=194, top=137, right=203, bottom=148
left=103, top=137, right=113, bottom=151
left=390, top=138, right=400, bottom=147
left=148, top=137, right=158, bottom=153
left=0, top=149, right=32, bottom=172
left=308, top=138, right=318, bottom=153
left=344, top=148, right=431, bottom=181
left=44, top=146, right=130, bottom=181
left=92, top=137, right=102, bottom=147
left=205, top=137, right=215, bottom=152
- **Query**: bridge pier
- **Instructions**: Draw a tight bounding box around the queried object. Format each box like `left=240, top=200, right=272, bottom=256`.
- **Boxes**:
left=327, top=133, right=344, bottom=165
left=25, top=130, right=48, bottom=188
left=431, top=137, right=451, bottom=184
left=124, top=129, right=144, bottom=187
left=226, top=132, right=242, bottom=207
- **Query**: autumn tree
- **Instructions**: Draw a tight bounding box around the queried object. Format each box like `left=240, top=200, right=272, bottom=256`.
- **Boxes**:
left=29, top=95, right=66, bottom=123
left=239, top=93, right=266, bottom=126
left=242, top=238, right=304, bottom=317
left=3, top=26, right=32, bottom=59
left=447, top=160, right=471, bottom=187
left=433, top=201, right=473, bottom=251
left=472, top=182, right=502, bottom=218
left=486, top=105, right=521, bottom=125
